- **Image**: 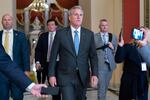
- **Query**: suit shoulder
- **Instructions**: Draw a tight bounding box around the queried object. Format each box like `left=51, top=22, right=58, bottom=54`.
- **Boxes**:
left=56, top=27, right=70, bottom=36
left=14, top=30, right=27, bottom=38
left=14, top=30, right=24, bottom=34
left=81, top=27, right=93, bottom=33
left=57, top=27, right=68, bottom=32
left=39, top=32, right=48, bottom=37
left=94, top=33, right=100, bottom=36
left=14, top=30, right=27, bottom=37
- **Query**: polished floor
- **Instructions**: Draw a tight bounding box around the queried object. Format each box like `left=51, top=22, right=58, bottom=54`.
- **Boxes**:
left=22, top=89, right=118, bottom=100
left=10, top=87, right=150, bottom=100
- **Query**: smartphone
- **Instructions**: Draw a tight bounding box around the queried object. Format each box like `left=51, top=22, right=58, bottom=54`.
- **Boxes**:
left=119, top=28, right=123, bottom=42
left=132, top=28, right=144, bottom=40
left=41, top=87, right=59, bottom=95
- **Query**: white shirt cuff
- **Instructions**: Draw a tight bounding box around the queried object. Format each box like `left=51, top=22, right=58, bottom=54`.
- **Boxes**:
left=26, top=83, right=35, bottom=92
left=36, top=61, right=40, bottom=64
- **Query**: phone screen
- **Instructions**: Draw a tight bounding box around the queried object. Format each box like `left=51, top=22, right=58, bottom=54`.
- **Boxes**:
left=132, top=28, right=144, bottom=40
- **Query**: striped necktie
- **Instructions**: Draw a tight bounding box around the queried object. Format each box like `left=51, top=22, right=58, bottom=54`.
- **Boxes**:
left=47, top=32, right=53, bottom=62
left=4, top=32, right=9, bottom=53
left=74, top=30, right=79, bottom=55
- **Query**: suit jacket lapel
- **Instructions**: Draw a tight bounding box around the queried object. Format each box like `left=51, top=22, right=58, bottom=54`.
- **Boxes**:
left=45, top=32, right=49, bottom=51
left=66, top=28, right=76, bottom=56
left=0, top=31, right=3, bottom=44
left=13, top=30, right=18, bottom=53
left=78, top=28, right=86, bottom=55
left=97, top=33, right=104, bottom=47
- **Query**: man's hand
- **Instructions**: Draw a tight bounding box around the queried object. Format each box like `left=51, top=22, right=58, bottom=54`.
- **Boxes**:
left=30, top=84, right=47, bottom=97
left=35, top=63, right=41, bottom=70
left=24, top=71, right=30, bottom=77
left=118, top=36, right=124, bottom=47
left=136, top=27, right=148, bottom=47
left=90, top=76, right=98, bottom=88
left=108, top=42, right=114, bottom=50
left=49, top=76, right=57, bottom=87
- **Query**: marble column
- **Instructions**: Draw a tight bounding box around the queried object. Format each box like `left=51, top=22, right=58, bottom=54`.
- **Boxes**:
left=63, top=8, right=68, bottom=27
left=44, top=8, right=49, bottom=31
left=24, top=8, right=30, bottom=36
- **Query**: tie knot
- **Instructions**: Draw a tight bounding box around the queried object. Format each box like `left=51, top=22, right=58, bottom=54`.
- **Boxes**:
left=50, top=32, right=54, bottom=35
left=103, top=34, right=106, bottom=37
left=74, top=30, right=78, bottom=35
left=5, top=31, right=9, bottom=34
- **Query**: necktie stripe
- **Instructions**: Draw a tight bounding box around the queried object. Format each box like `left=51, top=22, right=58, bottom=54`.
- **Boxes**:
left=4, top=32, right=9, bottom=53
left=74, top=30, right=79, bottom=55
left=47, top=33, right=53, bottom=62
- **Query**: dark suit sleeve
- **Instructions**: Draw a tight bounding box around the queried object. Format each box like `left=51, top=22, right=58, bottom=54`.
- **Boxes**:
left=89, top=32, right=98, bottom=76
left=20, top=32, right=30, bottom=71
left=48, top=32, right=60, bottom=77
left=35, top=35, right=43, bottom=62
left=0, top=44, right=32, bottom=91
left=115, top=45, right=126, bottom=63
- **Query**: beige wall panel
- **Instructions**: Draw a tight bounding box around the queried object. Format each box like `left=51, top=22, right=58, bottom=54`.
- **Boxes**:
left=91, top=0, right=114, bottom=32
left=79, top=0, right=91, bottom=29
left=0, top=0, right=16, bottom=29
left=140, top=0, right=144, bottom=26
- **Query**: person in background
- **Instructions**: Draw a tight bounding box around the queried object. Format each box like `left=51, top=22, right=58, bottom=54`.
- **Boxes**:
left=94, top=19, right=117, bottom=100
left=0, top=13, right=30, bottom=100
left=0, top=42, right=47, bottom=97
left=48, top=5, right=98, bottom=100
left=35, top=19, right=61, bottom=100
left=115, top=27, right=150, bottom=100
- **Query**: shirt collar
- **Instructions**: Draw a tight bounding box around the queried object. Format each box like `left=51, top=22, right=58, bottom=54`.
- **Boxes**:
left=4, top=29, right=13, bottom=33
left=100, top=32, right=108, bottom=36
left=71, top=25, right=81, bottom=34
left=49, top=31, right=56, bottom=36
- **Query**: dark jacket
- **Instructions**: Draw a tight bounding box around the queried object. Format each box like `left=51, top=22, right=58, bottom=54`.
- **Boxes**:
left=115, top=44, right=148, bottom=100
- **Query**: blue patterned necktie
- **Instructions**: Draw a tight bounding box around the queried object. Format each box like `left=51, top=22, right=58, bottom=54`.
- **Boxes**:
left=74, top=30, right=79, bottom=55
left=103, top=34, right=109, bottom=64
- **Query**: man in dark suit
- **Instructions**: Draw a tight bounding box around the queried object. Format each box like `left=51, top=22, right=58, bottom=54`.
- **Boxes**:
left=35, top=19, right=61, bottom=100
left=48, top=5, right=98, bottom=100
left=0, top=14, right=30, bottom=100
left=0, top=43, right=47, bottom=97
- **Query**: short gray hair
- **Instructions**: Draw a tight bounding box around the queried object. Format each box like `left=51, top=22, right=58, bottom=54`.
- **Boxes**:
left=68, top=5, right=84, bottom=16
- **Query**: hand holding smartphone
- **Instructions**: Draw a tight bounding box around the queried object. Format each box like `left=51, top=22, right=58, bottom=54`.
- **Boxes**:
left=119, top=28, right=123, bottom=42
left=41, top=86, right=59, bottom=95
left=132, top=28, right=144, bottom=40
left=118, top=28, right=124, bottom=47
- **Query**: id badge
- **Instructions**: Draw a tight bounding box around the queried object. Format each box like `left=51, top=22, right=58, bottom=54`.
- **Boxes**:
left=141, top=62, right=147, bottom=71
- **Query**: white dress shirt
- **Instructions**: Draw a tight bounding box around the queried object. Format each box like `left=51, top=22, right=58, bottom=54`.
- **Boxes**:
left=71, top=25, right=81, bottom=43
left=2, top=29, right=14, bottom=60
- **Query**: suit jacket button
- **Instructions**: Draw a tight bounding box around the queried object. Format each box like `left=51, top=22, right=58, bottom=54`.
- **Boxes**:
left=76, top=67, right=79, bottom=70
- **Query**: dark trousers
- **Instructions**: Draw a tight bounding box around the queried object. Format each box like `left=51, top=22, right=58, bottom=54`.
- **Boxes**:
left=61, top=71, right=86, bottom=100
left=0, top=79, right=23, bottom=100
left=37, top=62, right=61, bottom=100
left=36, top=68, right=48, bottom=84
left=52, top=62, right=61, bottom=100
